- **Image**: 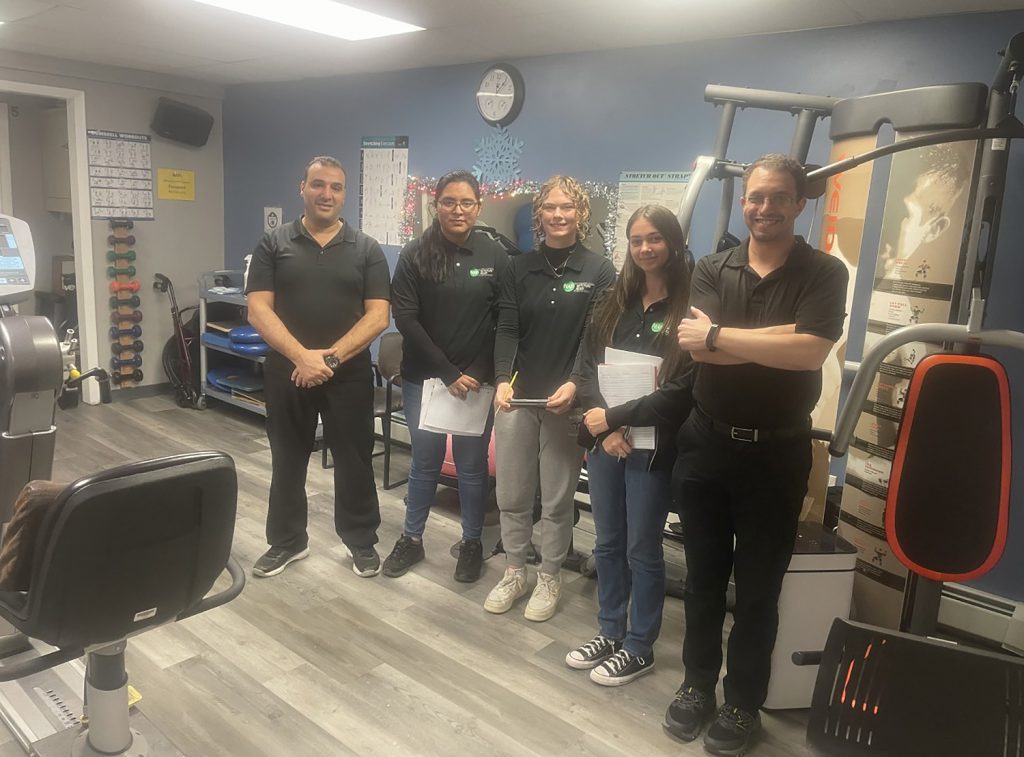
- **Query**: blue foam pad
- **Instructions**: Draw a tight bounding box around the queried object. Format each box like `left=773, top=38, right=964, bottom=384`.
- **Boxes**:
left=207, top=367, right=263, bottom=393
left=229, top=340, right=269, bottom=356
left=229, top=325, right=264, bottom=343
left=201, top=332, right=233, bottom=349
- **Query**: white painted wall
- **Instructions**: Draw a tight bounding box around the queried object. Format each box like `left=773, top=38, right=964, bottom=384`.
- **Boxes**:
left=0, top=50, right=225, bottom=390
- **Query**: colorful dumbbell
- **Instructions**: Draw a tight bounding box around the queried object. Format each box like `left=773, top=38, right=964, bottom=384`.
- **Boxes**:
left=110, top=310, right=143, bottom=324
left=111, top=354, right=142, bottom=369
left=109, top=295, right=141, bottom=309
left=110, top=280, right=141, bottom=293
left=107, top=265, right=137, bottom=278
left=111, top=369, right=143, bottom=385
left=111, top=340, right=144, bottom=355
left=110, top=324, right=143, bottom=339
left=106, top=250, right=136, bottom=262
left=107, top=234, right=136, bottom=247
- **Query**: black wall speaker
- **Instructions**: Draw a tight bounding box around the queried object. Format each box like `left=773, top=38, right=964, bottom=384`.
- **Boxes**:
left=151, top=97, right=214, bottom=147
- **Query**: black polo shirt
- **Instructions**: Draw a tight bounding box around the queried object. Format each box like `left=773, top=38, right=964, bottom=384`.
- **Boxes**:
left=578, top=293, right=671, bottom=411
left=691, top=236, right=848, bottom=428
left=391, top=229, right=509, bottom=385
left=245, top=217, right=391, bottom=378
left=494, top=244, right=616, bottom=399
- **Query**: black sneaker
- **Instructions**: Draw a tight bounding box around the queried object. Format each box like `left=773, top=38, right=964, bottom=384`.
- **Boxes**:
left=704, top=704, right=761, bottom=756
left=346, top=545, right=381, bottom=577
left=589, top=649, right=654, bottom=686
left=453, top=538, right=484, bottom=583
left=565, top=634, right=622, bottom=670
left=383, top=535, right=425, bottom=577
left=252, top=546, right=309, bottom=578
left=664, top=684, right=717, bottom=742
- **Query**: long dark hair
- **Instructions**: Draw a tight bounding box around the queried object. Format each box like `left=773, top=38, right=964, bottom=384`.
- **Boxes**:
left=415, top=170, right=481, bottom=283
left=591, top=205, right=691, bottom=383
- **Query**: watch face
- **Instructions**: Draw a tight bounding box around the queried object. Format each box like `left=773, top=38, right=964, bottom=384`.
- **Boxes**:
left=476, top=65, right=523, bottom=126
left=324, top=355, right=340, bottom=370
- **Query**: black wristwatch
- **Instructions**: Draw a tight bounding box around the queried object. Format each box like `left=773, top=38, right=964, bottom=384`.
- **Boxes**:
left=324, top=354, right=341, bottom=371
left=706, top=324, right=721, bottom=352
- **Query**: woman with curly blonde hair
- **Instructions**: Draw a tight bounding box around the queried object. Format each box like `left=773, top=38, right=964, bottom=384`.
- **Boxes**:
left=484, top=175, right=615, bottom=621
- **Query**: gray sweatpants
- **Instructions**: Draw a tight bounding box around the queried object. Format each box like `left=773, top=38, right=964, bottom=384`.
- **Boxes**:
left=494, top=407, right=583, bottom=575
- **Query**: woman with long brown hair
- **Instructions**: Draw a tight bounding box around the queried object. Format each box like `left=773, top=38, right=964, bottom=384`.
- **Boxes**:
left=568, top=204, right=692, bottom=685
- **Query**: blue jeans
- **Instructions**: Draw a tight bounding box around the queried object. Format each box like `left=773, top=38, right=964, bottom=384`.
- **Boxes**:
left=587, top=446, right=672, bottom=658
left=402, top=381, right=493, bottom=540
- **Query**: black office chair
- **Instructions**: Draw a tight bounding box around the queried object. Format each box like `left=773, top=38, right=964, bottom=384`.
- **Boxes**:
left=0, top=451, right=245, bottom=756
left=322, top=332, right=407, bottom=489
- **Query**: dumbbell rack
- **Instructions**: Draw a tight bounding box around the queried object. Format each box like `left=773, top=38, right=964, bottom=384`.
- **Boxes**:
left=107, top=220, right=144, bottom=386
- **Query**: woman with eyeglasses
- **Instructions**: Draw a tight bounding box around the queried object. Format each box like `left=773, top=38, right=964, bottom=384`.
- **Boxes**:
left=568, top=204, right=693, bottom=686
left=484, top=175, right=616, bottom=622
left=385, top=170, right=508, bottom=583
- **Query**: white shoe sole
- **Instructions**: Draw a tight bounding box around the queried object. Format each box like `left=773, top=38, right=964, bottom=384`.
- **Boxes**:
left=565, top=652, right=612, bottom=670
left=524, top=601, right=559, bottom=622
left=483, top=585, right=527, bottom=614
left=346, top=547, right=381, bottom=577
left=252, top=547, right=310, bottom=578
left=589, top=662, right=655, bottom=687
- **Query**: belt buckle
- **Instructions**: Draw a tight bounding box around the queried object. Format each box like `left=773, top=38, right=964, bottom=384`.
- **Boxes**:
left=730, top=426, right=758, bottom=443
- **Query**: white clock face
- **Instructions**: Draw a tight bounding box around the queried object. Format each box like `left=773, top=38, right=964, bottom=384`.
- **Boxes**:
left=477, top=69, right=515, bottom=122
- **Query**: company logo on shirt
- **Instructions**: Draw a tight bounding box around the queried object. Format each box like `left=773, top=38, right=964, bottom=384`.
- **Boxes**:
left=469, top=267, right=494, bottom=278
left=651, top=321, right=664, bottom=333
left=562, top=281, right=595, bottom=294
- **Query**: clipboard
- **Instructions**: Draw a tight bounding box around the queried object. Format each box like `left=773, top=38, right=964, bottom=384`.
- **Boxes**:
left=508, top=398, right=550, bottom=408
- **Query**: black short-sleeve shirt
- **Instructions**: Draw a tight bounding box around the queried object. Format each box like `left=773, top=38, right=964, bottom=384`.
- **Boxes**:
left=494, top=244, right=616, bottom=399
left=245, top=217, right=391, bottom=377
left=691, top=237, right=848, bottom=428
left=391, top=229, right=509, bottom=384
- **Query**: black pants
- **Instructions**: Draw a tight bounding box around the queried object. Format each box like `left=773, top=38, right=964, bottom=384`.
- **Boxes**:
left=675, top=410, right=811, bottom=712
left=263, top=357, right=380, bottom=551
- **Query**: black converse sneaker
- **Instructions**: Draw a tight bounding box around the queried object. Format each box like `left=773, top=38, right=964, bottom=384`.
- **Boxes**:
left=252, top=546, right=309, bottom=578
left=382, top=535, right=425, bottom=577
left=664, top=684, right=717, bottom=742
left=346, top=545, right=381, bottom=577
left=565, top=634, right=622, bottom=670
left=589, top=649, right=654, bottom=686
left=703, top=704, right=761, bottom=756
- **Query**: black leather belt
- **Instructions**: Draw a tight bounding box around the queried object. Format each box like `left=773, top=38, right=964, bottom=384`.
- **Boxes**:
left=697, top=409, right=810, bottom=443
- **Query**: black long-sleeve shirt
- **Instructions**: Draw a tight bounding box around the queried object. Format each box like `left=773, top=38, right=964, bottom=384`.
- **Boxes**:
left=578, top=291, right=694, bottom=470
left=391, top=230, right=508, bottom=385
left=494, top=243, right=616, bottom=399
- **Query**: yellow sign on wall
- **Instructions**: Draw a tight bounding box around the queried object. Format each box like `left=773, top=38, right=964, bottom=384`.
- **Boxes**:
left=157, top=168, right=195, bottom=201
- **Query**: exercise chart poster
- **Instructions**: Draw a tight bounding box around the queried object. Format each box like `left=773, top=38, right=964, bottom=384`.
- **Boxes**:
left=359, top=136, right=408, bottom=246
left=87, top=129, right=154, bottom=220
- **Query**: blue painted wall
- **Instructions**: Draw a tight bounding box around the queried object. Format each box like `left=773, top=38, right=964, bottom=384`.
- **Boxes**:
left=223, top=11, right=1024, bottom=600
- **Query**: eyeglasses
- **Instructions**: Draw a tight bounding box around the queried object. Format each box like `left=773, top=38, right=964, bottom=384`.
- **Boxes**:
left=437, top=198, right=480, bottom=210
left=744, top=193, right=797, bottom=207
left=540, top=203, right=576, bottom=214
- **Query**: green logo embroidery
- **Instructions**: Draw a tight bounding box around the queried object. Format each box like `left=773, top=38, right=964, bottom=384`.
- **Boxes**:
left=651, top=321, right=664, bottom=333
left=562, top=281, right=576, bottom=293
left=469, top=268, right=480, bottom=277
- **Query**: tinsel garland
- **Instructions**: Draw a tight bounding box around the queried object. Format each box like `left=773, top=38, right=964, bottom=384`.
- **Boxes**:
left=400, top=177, right=619, bottom=256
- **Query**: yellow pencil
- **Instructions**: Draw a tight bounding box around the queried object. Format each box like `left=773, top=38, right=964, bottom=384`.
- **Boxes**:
left=503, top=371, right=518, bottom=402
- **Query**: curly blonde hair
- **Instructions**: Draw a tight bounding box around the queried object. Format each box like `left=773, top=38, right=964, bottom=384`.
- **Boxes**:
left=532, top=175, right=591, bottom=244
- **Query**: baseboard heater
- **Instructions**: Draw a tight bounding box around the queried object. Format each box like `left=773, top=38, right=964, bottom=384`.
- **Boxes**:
left=939, top=584, right=1024, bottom=655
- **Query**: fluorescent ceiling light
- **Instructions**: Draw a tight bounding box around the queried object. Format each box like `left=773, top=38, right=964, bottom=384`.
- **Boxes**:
left=191, top=0, right=424, bottom=41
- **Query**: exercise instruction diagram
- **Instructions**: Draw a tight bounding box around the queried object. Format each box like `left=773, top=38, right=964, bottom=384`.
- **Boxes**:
left=88, top=130, right=154, bottom=220
left=613, top=172, right=690, bottom=271
left=359, top=136, right=408, bottom=245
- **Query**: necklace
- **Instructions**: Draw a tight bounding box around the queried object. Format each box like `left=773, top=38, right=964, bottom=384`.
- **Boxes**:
left=543, top=247, right=574, bottom=278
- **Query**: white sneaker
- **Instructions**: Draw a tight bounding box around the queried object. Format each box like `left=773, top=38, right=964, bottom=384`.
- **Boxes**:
left=484, top=566, right=527, bottom=614
left=524, top=571, right=561, bottom=622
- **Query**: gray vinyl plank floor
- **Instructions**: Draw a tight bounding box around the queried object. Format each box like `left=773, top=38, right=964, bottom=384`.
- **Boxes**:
left=41, top=394, right=811, bottom=757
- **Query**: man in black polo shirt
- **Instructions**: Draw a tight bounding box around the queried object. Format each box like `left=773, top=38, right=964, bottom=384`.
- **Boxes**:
left=245, top=156, right=391, bottom=579
left=663, top=154, right=848, bottom=755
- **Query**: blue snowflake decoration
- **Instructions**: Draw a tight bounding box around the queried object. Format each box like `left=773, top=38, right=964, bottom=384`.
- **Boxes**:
left=473, top=127, right=524, bottom=190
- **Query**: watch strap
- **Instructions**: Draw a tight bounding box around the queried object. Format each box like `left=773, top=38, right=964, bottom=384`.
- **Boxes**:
left=706, top=324, right=721, bottom=352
